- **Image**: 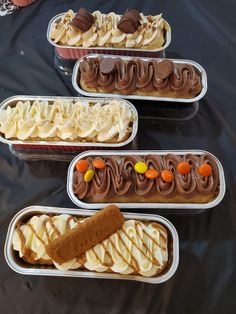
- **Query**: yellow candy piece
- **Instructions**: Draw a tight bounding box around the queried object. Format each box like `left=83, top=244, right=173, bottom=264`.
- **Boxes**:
left=134, top=162, right=148, bottom=174
left=84, top=169, right=95, bottom=182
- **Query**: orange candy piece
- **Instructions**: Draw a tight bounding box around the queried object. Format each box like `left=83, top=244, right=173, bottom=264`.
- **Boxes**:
left=177, top=162, right=191, bottom=175
left=75, top=159, right=88, bottom=173
left=145, top=169, right=159, bottom=179
left=161, top=170, right=174, bottom=183
left=92, top=159, right=106, bottom=169
left=198, top=164, right=212, bottom=176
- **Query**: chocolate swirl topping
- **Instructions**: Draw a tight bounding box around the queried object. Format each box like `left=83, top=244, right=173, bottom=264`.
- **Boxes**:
left=79, top=57, right=203, bottom=98
left=72, top=154, right=220, bottom=203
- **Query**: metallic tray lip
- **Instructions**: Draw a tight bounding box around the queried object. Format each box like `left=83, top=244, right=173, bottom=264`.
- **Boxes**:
left=46, top=13, right=171, bottom=52
left=4, top=205, right=179, bottom=284
left=67, top=149, right=225, bottom=210
left=0, top=95, right=138, bottom=147
left=72, top=54, right=207, bottom=103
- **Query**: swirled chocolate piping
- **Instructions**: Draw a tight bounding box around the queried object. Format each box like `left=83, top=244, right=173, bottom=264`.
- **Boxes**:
left=79, top=57, right=203, bottom=98
left=72, top=154, right=220, bottom=203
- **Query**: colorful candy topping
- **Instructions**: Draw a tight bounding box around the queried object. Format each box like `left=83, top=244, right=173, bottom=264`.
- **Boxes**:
left=92, top=159, right=106, bottom=169
left=161, top=170, right=174, bottom=183
left=134, top=162, right=148, bottom=174
left=177, top=162, right=191, bottom=175
left=145, top=169, right=159, bottom=179
left=76, top=159, right=88, bottom=173
left=198, top=164, right=212, bottom=176
left=77, top=158, right=214, bottom=183
left=84, top=169, right=95, bottom=182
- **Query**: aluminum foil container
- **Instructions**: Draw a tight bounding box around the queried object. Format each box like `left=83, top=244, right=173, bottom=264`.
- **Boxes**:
left=67, top=150, right=225, bottom=213
left=0, top=96, right=138, bottom=151
left=72, top=54, right=207, bottom=103
left=47, top=13, right=171, bottom=60
left=5, top=205, right=179, bottom=284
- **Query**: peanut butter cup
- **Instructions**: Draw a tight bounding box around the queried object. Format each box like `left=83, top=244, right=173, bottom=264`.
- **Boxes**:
left=156, top=60, right=174, bottom=79
left=100, top=58, right=116, bottom=74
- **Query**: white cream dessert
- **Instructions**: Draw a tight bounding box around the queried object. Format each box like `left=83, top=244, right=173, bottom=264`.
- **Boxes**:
left=0, top=99, right=134, bottom=142
left=12, top=214, right=168, bottom=277
left=49, top=9, right=170, bottom=49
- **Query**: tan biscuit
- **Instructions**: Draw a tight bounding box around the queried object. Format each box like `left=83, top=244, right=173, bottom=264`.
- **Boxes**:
left=46, top=205, right=125, bottom=264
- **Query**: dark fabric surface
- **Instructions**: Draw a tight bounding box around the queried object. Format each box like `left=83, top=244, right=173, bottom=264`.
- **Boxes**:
left=0, top=0, right=236, bottom=313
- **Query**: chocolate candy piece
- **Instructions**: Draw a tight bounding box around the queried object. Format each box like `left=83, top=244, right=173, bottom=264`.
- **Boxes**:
left=46, top=205, right=125, bottom=264
left=100, top=58, right=116, bottom=74
left=156, top=60, right=174, bottom=79
left=118, top=9, right=141, bottom=34
left=71, top=7, right=95, bottom=32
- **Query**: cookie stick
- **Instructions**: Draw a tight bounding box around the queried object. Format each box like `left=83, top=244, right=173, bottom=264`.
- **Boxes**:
left=46, top=205, right=125, bottom=264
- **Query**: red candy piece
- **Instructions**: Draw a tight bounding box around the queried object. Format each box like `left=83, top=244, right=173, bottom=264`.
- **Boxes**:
left=75, top=159, right=88, bottom=173
left=145, top=169, right=158, bottom=179
left=177, top=162, right=191, bottom=175
left=198, top=164, right=212, bottom=176
left=161, top=170, right=174, bottom=183
left=92, top=159, right=106, bottom=169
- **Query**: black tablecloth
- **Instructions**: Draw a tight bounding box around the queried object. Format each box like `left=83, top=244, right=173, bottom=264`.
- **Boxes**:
left=0, top=1, right=236, bottom=313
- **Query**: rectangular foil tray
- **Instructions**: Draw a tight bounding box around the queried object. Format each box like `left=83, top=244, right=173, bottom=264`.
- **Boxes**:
left=67, top=150, right=225, bottom=211
left=72, top=54, right=207, bottom=103
left=47, top=13, right=171, bottom=54
left=0, top=95, right=138, bottom=148
left=5, top=206, right=179, bottom=284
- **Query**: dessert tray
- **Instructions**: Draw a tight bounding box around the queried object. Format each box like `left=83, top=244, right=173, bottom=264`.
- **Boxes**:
left=72, top=54, right=207, bottom=103
left=0, top=96, right=138, bottom=153
left=47, top=9, right=171, bottom=59
left=5, top=205, right=179, bottom=284
left=67, top=150, right=225, bottom=213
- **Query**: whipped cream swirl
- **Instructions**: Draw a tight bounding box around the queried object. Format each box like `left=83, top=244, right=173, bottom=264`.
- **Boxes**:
left=13, top=214, right=168, bottom=277
left=49, top=10, right=169, bottom=49
left=0, top=99, right=133, bottom=142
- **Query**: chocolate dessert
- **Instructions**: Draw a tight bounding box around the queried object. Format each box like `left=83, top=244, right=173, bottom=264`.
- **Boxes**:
left=79, top=57, right=202, bottom=98
left=72, top=154, right=220, bottom=203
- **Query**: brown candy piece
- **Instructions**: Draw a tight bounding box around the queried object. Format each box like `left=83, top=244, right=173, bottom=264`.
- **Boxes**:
left=100, top=58, right=116, bottom=74
left=156, top=60, right=174, bottom=79
left=46, top=205, right=125, bottom=264
left=71, top=7, right=95, bottom=32
left=118, top=9, right=141, bottom=34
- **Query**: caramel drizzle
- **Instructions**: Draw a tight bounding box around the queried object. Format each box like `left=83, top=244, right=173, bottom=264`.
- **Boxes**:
left=16, top=222, right=26, bottom=255
left=121, top=224, right=161, bottom=267
left=47, top=217, right=61, bottom=237
left=101, top=242, right=113, bottom=267
left=16, top=216, right=73, bottom=263
left=15, top=216, right=167, bottom=273
left=28, top=223, right=47, bottom=247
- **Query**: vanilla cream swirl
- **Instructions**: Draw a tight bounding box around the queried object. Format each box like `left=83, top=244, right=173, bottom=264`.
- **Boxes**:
left=12, top=214, right=168, bottom=277
left=0, top=99, right=133, bottom=142
left=49, top=10, right=169, bottom=49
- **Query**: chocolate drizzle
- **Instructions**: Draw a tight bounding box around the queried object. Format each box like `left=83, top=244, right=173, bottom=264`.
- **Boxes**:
left=72, top=154, right=220, bottom=202
left=79, top=57, right=203, bottom=97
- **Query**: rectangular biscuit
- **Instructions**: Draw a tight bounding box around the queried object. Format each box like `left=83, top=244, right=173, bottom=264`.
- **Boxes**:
left=46, top=205, right=125, bottom=264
